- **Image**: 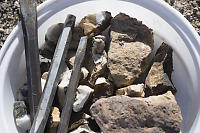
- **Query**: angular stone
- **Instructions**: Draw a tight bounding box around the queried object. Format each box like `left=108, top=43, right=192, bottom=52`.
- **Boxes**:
left=93, top=77, right=114, bottom=101
left=90, top=92, right=182, bottom=133
left=78, top=11, right=112, bottom=37
left=145, top=42, right=175, bottom=95
left=108, top=13, right=154, bottom=87
left=116, top=83, right=145, bottom=97
left=73, top=85, right=94, bottom=112
left=86, top=50, right=108, bottom=86
left=92, top=35, right=106, bottom=54
left=56, top=68, right=89, bottom=109
left=57, top=69, right=72, bottom=109
left=14, top=101, right=31, bottom=132
left=40, top=55, right=51, bottom=74
left=45, top=107, right=61, bottom=133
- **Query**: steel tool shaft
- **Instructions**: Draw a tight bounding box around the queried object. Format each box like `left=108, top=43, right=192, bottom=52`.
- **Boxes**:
left=30, top=14, right=76, bottom=133
left=19, top=0, right=42, bottom=121
left=57, top=36, right=88, bottom=133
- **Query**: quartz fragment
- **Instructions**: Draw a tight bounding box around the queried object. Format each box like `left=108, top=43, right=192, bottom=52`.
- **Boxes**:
left=90, top=92, right=182, bottom=133
left=107, top=13, right=154, bottom=87
left=145, top=42, right=176, bottom=95
left=14, top=101, right=31, bottom=132
left=92, top=35, right=106, bottom=54
left=73, top=85, right=94, bottom=112
left=116, top=83, right=145, bottom=97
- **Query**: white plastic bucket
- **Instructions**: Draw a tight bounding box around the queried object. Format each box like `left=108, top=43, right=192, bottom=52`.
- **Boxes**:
left=0, top=0, right=200, bottom=132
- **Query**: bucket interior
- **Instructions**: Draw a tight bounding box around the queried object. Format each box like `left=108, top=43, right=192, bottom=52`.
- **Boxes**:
left=0, top=0, right=199, bottom=132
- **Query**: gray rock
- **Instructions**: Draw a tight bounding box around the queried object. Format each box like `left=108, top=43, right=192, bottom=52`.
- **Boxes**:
left=116, top=83, right=145, bottom=97
left=145, top=42, right=176, bottom=96
left=14, top=101, right=31, bottom=132
left=40, top=23, right=64, bottom=59
left=90, top=91, right=182, bottom=133
left=107, top=13, right=154, bottom=87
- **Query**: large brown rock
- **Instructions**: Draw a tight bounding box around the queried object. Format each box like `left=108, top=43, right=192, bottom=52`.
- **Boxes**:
left=107, top=13, right=154, bottom=87
left=90, top=91, right=182, bottom=133
left=145, top=42, right=176, bottom=95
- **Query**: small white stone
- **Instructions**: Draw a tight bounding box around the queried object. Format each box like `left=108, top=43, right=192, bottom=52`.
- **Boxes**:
left=92, top=35, right=106, bottom=54
left=95, top=77, right=107, bottom=85
left=73, top=85, right=94, bottom=112
left=16, top=114, right=31, bottom=132
left=81, top=67, right=89, bottom=80
left=116, top=84, right=145, bottom=97
left=41, top=78, right=46, bottom=92
left=70, top=127, right=95, bottom=133
left=58, top=70, right=72, bottom=90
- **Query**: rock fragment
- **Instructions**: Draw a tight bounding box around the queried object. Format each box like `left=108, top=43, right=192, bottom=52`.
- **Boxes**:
left=73, top=85, right=94, bottom=112
left=107, top=13, right=154, bottom=87
left=45, top=107, right=61, bottom=133
left=145, top=42, right=176, bottom=95
left=85, top=35, right=108, bottom=86
left=116, top=83, right=145, bottom=97
left=40, top=23, right=64, bottom=59
left=66, top=50, right=76, bottom=69
left=14, top=101, right=31, bottom=132
left=40, top=55, right=51, bottom=74
left=78, top=11, right=112, bottom=37
left=90, top=92, right=182, bottom=133
left=93, top=77, right=114, bottom=101
left=57, top=69, right=72, bottom=109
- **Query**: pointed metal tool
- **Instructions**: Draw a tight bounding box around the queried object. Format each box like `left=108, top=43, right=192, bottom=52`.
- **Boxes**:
left=29, top=14, right=76, bottom=133
left=57, top=36, right=88, bottom=133
left=19, top=0, right=42, bottom=121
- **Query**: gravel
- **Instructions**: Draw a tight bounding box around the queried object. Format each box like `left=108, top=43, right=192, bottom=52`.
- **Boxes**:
left=0, top=0, right=200, bottom=49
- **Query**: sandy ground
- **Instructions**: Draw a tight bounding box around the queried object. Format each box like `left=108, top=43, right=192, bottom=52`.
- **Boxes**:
left=0, top=0, right=200, bottom=49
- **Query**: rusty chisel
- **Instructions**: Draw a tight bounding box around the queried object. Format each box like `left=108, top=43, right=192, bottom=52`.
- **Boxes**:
left=19, top=0, right=42, bottom=121
left=29, top=14, right=76, bottom=133
left=57, top=36, right=88, bottom=133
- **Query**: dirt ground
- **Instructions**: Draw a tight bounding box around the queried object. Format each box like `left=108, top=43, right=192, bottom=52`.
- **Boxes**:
left=0, top=0, right=200, bottom=49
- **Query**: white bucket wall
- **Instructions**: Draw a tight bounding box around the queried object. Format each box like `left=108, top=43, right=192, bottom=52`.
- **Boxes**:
left=0, top=0, right=200, bottom=133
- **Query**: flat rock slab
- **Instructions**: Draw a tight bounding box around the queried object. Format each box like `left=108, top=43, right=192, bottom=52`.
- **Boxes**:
left=90, top=92, right=182, bottom=133
left=145, top=42, right=176, bottom=96
left=107, top=13, right=154, bottom=87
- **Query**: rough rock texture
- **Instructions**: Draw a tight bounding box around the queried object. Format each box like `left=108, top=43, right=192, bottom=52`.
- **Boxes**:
left=145, top=43, right=176, bottom=96
left=45, top=107, right=60, bottom=133
left=93, top=77, right=114, bottom=101
left=78, top=11, right=112, bottom=37
left=107, top=13, right=154, bottom=87
left=73, top=85, right=94, bottom=112
left=90, top=92, right=182, bottom=133
left=116, top=83, right=145, bottom=97
left=14, top=101, right=31, bottom=132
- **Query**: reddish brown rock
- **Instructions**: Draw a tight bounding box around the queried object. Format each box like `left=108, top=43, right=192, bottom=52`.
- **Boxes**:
left=90, top=91, right=182, bottom=133
left=107, top=13, right=154, bottom=87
